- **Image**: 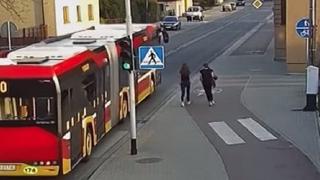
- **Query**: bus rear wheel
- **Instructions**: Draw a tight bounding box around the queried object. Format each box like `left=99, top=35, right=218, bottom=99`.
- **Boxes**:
left=83, top=128, right=93, bottom=162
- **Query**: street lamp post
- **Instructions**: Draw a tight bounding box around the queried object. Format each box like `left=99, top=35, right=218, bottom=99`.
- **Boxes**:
left=125, top=0, right=137, bottom=155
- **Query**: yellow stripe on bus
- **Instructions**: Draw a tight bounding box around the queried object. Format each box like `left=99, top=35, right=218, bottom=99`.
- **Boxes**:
left=0, top=163, right=59, bottom=176
left=62, top=158, right=71, bottom=175
left=137, top=86, right=151, bottom=104
left=105, top=120, right=112, bottom=133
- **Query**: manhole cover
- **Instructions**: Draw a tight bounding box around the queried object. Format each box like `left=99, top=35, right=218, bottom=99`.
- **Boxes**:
left=136, top=157, right=162, bottom=164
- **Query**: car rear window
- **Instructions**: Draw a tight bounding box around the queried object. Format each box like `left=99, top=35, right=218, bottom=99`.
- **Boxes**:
left=188, top=7, right=199, bottom=12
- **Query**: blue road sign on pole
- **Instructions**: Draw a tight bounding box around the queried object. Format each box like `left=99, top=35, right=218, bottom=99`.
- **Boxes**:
left=296, top=18, right=310, bottom=38
left=139, top=46, right=164, bottom=69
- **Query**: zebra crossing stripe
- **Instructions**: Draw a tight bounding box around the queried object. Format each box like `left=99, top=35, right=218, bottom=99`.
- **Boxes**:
left=238, top=118, right=277, bottom=141
left=208, top=122, right=245, bottom=145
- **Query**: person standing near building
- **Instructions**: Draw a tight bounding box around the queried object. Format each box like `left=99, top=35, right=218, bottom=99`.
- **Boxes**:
left=200, top=63, right=217, bottom=106
left=179, top=63, right=191, bottom=107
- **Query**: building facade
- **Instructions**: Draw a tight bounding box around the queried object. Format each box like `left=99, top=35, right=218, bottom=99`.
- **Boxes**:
left=274, top=0, right=320, bottom=72
left=43, top=0, right=100, bottom=36
left=158, top=0, right=193, bottom=17
left=0, top=0, right=100, bottom=38
left=0, top=0, right=44, bottom=38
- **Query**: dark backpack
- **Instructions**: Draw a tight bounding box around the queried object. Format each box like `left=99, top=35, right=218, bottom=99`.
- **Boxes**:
left=163, top=31, right=169, bottom=43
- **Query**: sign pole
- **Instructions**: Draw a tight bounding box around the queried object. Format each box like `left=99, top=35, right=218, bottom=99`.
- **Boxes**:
left=306, top=38, right=310, bottom=66
left=303, top=0, right=318, bottom=111
left=7, top=21, right=12, bottom=51
left=125, top=0, right=137, bottom=155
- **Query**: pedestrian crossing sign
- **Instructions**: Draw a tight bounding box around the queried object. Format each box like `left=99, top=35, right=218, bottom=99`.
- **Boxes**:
left=139, top=46, right=164, bottom=69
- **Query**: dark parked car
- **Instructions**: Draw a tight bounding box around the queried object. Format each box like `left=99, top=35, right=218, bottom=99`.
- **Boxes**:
left=160, top=16, right=181, bottom=30
left=236, top=0, right=246, bottom=6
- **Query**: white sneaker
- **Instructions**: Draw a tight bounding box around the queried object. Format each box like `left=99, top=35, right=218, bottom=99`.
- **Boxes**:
left=209, top=102, right=213, bottom=107
left=187, top=101, right=191, bottom=105
left=212, top=100, right=215, bottom=105
left=181, top=102, right=185, bottom=107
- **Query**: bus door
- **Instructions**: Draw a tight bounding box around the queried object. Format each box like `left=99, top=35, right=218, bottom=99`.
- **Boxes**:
left=103, top=64, right=111, bottom=132
left=61, top=88, right=82, bottom=164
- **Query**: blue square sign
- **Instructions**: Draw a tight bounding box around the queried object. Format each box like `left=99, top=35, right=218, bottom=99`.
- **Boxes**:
left=139, top=46, right=164, bottom=69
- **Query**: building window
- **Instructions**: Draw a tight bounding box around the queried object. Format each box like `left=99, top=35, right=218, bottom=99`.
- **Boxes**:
left=88, top=4, right=94, bottom=21
left=77, top=5, right=82, bottom=22
left=63, top=6, right=70, bottom=24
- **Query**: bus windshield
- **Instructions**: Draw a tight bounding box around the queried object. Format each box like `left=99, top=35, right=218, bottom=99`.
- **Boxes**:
left=0, top=79, right=56, bottom=123
left=0, top=96, right=55, bottom=121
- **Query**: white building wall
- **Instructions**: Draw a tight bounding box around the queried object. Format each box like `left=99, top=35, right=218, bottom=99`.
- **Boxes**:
left=164, top=1, right=183, bottom=16
left=54, top=0, right=100, bottom=36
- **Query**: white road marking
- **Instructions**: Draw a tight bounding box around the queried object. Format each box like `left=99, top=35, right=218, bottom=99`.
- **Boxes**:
left=209, top=122, right=245, bottom=145
left=221, top=22, right=264, bottom=56
left=238, top=118, right=277, bottom=141
left=166, top=13, right=251, bottom=57
left=221, top=13, right=273, bottom=56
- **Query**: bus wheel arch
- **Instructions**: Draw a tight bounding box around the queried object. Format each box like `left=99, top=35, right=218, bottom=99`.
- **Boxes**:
left=122, top=94, right=129, bottom=120
left=83, top=124, right=94, bottom=162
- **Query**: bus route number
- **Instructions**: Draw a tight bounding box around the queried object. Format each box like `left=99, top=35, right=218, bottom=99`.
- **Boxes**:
left=0, top=81, right=7, bottom=93
left=23, top=166, right=38, bottom=175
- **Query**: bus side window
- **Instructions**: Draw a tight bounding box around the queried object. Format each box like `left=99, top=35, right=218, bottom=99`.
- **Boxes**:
left=104, top=66, right=110, bottom=103
left=61, top=90, right=69, bottom=123
left=82, top=74, right=97, bottom=103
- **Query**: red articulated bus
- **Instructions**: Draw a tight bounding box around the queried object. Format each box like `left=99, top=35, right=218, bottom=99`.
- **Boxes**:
left=0, top=24, right=162, bottom=176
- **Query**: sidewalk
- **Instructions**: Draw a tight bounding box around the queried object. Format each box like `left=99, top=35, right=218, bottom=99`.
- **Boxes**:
left=89, top=95, right=229, bottom=180
left=209, top=35, right=320, bottom=171
left=242, top=76, right=320, bottom=170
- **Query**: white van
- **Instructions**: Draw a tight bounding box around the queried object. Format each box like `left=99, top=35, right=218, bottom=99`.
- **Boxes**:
left=185, top=6, right=204, bottom=21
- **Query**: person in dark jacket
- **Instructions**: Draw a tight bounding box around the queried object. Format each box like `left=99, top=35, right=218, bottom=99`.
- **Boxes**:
left=200, top=63, right=217, bottom=106
left=158, top=27, right=169, bottom=44
left=179, top=63, right=191, bottom=107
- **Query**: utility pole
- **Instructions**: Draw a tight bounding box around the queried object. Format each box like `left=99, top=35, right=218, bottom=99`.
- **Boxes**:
left=145, top=0, right=149, bottom=23
left=7, top=21, right=12, bottom=51
left=125, top=0, right=137, bottom=155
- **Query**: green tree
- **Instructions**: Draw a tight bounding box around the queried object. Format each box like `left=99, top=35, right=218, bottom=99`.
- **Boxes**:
left=100, top=0, right=125, bottom=23
left=194, top=0, right=217, bottom=7
left=100, top=0, right=160, bottom=24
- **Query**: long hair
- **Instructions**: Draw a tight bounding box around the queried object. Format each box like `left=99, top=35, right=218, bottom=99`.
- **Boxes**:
left=180, top=63, right=190, bottom=76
